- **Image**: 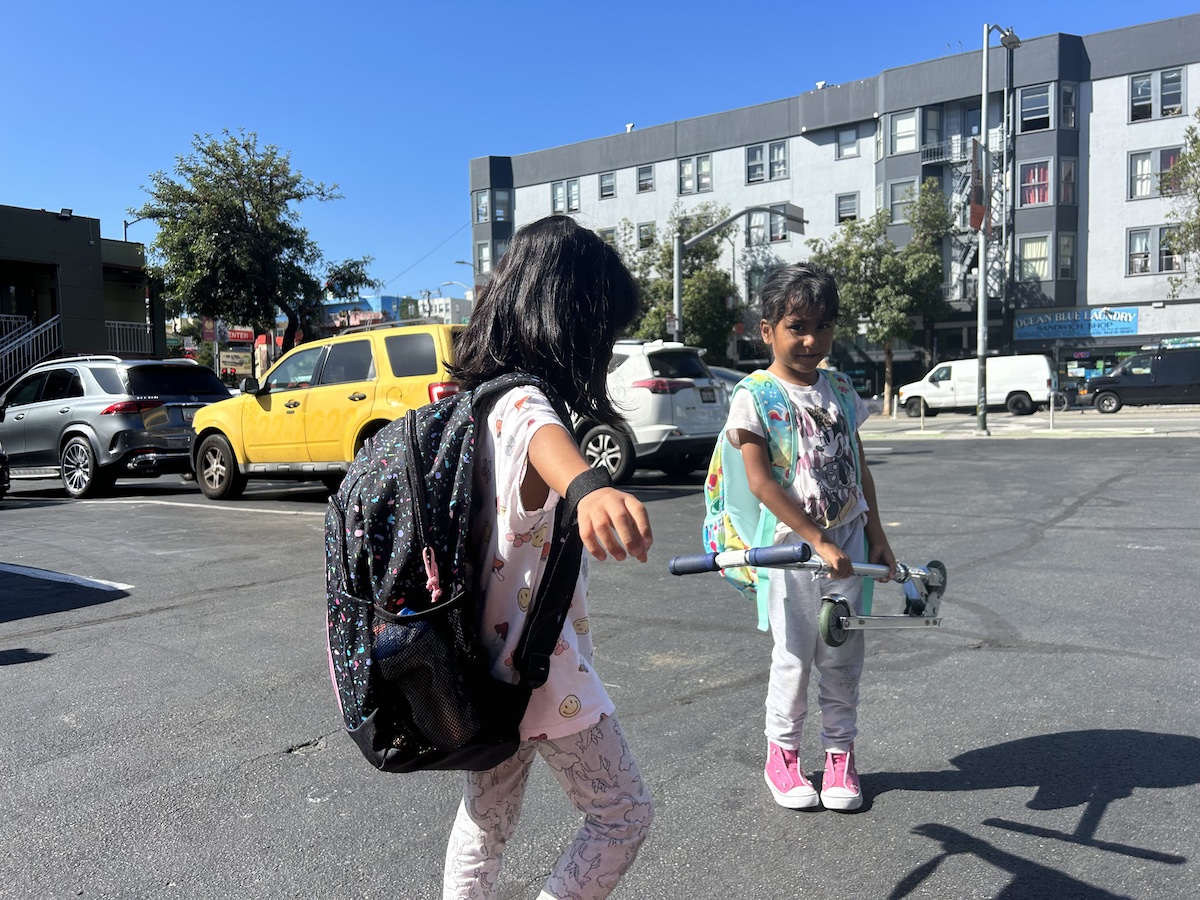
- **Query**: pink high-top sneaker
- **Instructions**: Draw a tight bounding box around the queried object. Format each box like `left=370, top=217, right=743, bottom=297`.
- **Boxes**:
left=764, top=741, right=819, bottom=809
left=820, top=745, right=862, bottom=811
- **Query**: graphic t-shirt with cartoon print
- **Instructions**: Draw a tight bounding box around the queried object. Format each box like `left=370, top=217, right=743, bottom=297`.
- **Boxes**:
left=724, top=371, right=870, bottom=531
left=471, top=386, right=614, bottom=742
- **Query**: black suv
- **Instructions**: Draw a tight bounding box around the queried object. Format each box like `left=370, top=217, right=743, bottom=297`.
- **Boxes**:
left=0, top=356, right=230, bottom=497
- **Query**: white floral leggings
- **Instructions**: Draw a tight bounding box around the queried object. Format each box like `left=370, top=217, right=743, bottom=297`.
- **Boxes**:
left=442, top=715, right=653, bottom=900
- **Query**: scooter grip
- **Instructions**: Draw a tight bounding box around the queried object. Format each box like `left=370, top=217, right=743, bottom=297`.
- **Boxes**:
left=668, top=552, right=721, bottom=575
left=745, top=543, right=813, bottom=567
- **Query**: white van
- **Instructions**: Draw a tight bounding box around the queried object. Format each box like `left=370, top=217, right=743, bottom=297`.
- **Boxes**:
left=897, top=355, right=1053, bottom=417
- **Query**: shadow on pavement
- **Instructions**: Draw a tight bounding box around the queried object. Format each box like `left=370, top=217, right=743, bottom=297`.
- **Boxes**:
left=0, top=572, right=129, bottom=625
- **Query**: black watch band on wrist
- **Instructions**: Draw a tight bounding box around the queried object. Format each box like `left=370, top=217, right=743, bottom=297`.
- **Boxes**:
left=564, top=467, right=614, bottom=523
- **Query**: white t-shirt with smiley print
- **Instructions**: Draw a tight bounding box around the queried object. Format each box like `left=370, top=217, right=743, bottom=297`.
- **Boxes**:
left=472, top=386, right=614, bottom=741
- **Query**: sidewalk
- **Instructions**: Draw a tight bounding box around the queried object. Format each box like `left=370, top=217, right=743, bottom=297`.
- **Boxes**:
left=859, top=404, right=1200, bottom=439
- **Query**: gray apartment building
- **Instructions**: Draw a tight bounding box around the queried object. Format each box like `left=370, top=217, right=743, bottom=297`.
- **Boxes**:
left=468, top=13, right=1200, bottom=393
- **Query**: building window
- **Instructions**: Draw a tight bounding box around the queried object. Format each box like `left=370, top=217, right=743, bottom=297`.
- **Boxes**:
left=494, top=238, right=509, bottom=260
left=599, top=172, right=615, bottom=199
left=890, top=110, right=916, bottom=154
left=1128, top=229, right=1151, bottom=274
left=769, top=204, right=788, bottom=242
left=1020, top=85, right=1051, bottom=132
left=678, top=154, right=712, bottom=194
left=769, top=141, right=788, bottom=179
left=1129, top=147, right=1182, bottom=199
left=874, top=123, right=883, bottom=161
left=745, top=205, right=788, bottom=246
left=637, top=222, right=656, bottom=249
left=1058, top=233, right=1076, bottom=280
left=1059, top=159, right=1077, bottom=205
left=598, top=228, right=616, bottom=246
left=1018, top=235, right=1050, bottom=280
left=1160, top=227, right=1183, bottom=272
left=746, top=144, right=765, bottom=183
left=1060, top=83, right=1077, bottom=129
left=551, top=181, right=566, bottom=213
left=476, top=242, right=492, bottom=276
left=494, top=190, right=511, bottom=222
left=473, top=190, right=490, bottom=224
left=1131, top=68, right=1185, bottom=121
left=566, top=178, right=580, bottom=212
left=837, top=127, right=858, bottom=159
left=1019, top=160, right=1051, bottom=207
left=923, top=108, right=942, bottom=147
left=836, top=193, right=859, bottom=224
left=888, top=179, right=916, bottom=223
left=637, top=165, right=655, bottom=193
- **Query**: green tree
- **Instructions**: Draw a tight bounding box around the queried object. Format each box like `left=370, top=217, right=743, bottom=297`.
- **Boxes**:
left=1165, top=106, right=1200, bottom=298
left=132, top=129, right=342, bottom=353
left=806, top=177, right=953, bottom=412
left=616, top=202, right=740, bottom=364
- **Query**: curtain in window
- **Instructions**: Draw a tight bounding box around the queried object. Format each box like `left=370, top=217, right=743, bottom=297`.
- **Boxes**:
left=1021, top=163, right=1049, bottom=205
left=1128, top=231, right=1150, bottom=274
left=1020, top=236, right=1049, bottom=280
left=1130, top=154, right=1152, bottom=198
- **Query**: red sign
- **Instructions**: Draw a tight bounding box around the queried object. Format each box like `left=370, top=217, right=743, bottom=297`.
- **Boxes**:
left=226, top=326, right=254, bottom=343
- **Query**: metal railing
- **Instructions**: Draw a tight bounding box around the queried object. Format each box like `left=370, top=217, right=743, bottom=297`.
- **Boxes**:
left=106, top=320, right=153, bottom=354
left=0, top=316, right=62, bottom=387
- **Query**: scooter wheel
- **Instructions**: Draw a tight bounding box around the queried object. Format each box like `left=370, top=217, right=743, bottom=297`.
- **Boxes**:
left=926, top=560, right=948, bottom=600
left=819, top=597, right=853, bottom=647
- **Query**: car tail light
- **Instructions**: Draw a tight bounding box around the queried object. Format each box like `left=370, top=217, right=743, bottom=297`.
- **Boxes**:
left=101, top=400, right=165, bottom=415
left=631, top=378, right=694, bottom=394
left=428, top=382, right=460, bottom=402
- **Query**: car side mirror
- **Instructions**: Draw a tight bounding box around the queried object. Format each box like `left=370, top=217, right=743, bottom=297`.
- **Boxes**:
left=240, top=376, right=261, bottom=394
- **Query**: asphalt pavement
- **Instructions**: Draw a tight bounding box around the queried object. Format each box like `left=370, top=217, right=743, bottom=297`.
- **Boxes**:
left=2, top=423, right=1200, bottom=899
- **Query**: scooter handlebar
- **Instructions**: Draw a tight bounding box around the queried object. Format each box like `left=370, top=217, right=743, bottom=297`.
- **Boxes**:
left=668, top=542, right=813, bottom=576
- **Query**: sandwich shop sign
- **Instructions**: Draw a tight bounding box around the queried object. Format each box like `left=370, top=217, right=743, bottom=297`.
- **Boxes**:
left=1015, top=307, right=1139, bottom=341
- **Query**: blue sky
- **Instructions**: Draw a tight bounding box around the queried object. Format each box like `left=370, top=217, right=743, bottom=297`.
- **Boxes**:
left=3, top=1, right=1197, bottom=301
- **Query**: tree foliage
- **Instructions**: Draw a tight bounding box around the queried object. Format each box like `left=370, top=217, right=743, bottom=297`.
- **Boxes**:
left=132, top=129, right=350, bottom=353
left=616, top=202, right=740, bottom=364
left=806, top=177, right=953, bottom=409
left=1165, top=106, right=1200, bottom=297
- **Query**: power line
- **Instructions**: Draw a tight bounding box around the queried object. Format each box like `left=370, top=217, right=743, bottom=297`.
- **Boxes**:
left=383, top=221, right=470, bottom=288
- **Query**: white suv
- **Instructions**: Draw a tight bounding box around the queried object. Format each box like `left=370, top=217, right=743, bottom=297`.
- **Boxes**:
left=576, top=340, right=730, bottom=482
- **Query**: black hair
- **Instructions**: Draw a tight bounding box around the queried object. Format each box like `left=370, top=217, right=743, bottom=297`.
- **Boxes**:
left=449, top=215, right=639, bottom=426
left=759, top=263, right=843, bottom=327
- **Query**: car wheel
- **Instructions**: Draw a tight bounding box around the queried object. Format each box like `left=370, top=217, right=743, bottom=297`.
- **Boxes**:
left=1095, top=392, right=1122, bottom=414
left=322, top=473, right=344, bottom=494
left=198, top=434, right=247, bottom=500
left=580, top=424, right=635, bottom=484
left=661, top=453, right=705, bottom=478
left=1006, top=393, right=1034, bottom=416
left=61, top=436, right=113, bottom=498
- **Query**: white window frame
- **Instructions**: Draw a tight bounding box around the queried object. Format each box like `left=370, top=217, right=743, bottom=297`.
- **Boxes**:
left=1128, top=147, right=1182, bottom=200
left=837, top=127, right=859, bottom=159
left=678, top=154, right=712, bottom=194
left=836, top=192, right=859, bottom=224
left=551, top=181, right=566, bottom=214
left=1018, top=159, right=1053, bottom=208
left=1017, top=234, right=1051, bottom=281
left=1058, top=233, right=1076, bottom=280
left=890, top=110, right=917, bottom=155
left=1059, top=158, right=1077, bottom=206
left=599, top=172, right=615, bottom=200
left=476, top=241, right=492, bottom=276
left=1019, top=85, right=1052, bottom=133
left=1127, top=228, right=1151, bottom=275
left=888, top=179, right=917, bottom=223
left=473, top=190, right=490, bottom=224
left=769, top=141, right=788, bottom=180
left=566, top=178, right=580, bottom=212
left=1131, top=68, right=1186, bottom=121
left=637, top=222, right=656, bottom=249
left=1159, top=226, right=1184, bottom=273
left=637, top=165, right=655, bottom=193
left=1060, top=83, right=1077, bottom=129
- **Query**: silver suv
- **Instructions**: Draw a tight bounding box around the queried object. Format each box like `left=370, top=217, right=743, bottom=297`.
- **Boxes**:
left=0, top=356, right=230, bottom=498
left=576, top=340, right=730, bottom=482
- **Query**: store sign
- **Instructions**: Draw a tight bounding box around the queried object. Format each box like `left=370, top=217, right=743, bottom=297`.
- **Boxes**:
left=1014, top=307, right=1139, bottom=340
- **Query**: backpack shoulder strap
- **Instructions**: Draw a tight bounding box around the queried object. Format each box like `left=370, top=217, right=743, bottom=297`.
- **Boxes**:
left=735, top=371, right=797, bottom=488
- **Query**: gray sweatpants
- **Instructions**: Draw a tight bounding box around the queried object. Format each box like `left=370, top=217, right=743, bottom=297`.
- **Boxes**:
left=764, top=517, right=867, bottom=754
left=442, top=715, right=653, bottom=900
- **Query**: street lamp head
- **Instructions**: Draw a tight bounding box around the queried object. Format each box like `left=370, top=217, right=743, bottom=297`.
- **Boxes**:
left=999, top=28, right=1022, bottom=50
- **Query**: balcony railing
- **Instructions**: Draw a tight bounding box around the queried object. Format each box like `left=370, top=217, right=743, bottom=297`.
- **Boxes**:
left=0, top=316, right=61, bottom=387
left=921, top=131, right=1005, bottom=165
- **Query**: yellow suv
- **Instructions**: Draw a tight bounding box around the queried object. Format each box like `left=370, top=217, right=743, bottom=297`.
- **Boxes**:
left=190, top=322, right=461, bottom=500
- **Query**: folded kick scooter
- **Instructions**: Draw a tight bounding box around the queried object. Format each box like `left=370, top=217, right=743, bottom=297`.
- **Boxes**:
left=667, top=543, right=947, bottom=647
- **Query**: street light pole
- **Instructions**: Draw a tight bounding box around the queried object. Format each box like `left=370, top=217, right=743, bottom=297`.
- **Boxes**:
left=976, top=23, right=1021, bottom=437
left=672, top=204, right=805, bottom=343
left=123, top=216, right=149, bottom=242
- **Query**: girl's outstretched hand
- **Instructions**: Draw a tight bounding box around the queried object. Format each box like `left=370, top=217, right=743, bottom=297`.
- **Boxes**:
left=576, top=487, right=653, bottom=563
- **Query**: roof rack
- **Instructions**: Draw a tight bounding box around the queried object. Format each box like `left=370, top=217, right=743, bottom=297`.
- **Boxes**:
left=33, top=355, right=122, bottom=366
left=340, top=318, right=445, bottom=334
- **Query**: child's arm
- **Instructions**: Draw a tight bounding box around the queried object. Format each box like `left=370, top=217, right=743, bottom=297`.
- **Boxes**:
left=736, top=429, right=854, bottom=578
left=857, top=437, right=896, bottom=581
left=524, top=423, right=652, bottom=564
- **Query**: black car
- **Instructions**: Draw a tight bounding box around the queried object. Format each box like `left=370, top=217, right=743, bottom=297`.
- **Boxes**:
left=0, top=356, right=230, bottom=498
left=1077, top=344, right=1200, bottom=413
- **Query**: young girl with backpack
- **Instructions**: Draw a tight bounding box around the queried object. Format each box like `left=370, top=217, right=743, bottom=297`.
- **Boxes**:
left=442, top=215, right=654, bottom=899
left=719, top=263, right=896, bottom=812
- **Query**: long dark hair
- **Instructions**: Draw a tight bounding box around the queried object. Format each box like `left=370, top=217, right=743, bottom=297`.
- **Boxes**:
left=450, top=215, right=639, bottom=425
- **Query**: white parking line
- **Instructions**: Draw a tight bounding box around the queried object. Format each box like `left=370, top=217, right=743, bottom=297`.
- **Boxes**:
left=81, top=499, right=326, bottom=517
left=0, top=563, right=133, bottom=591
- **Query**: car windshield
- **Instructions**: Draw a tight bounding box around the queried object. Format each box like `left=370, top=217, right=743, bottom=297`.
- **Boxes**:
left=648, top=350, right=710, bottom=379
left=124, top=365, right=229, bottom=396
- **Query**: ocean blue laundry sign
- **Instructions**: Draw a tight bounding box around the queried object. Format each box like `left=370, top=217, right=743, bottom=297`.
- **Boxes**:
left=1014, top=307, right=1140, bottom=340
